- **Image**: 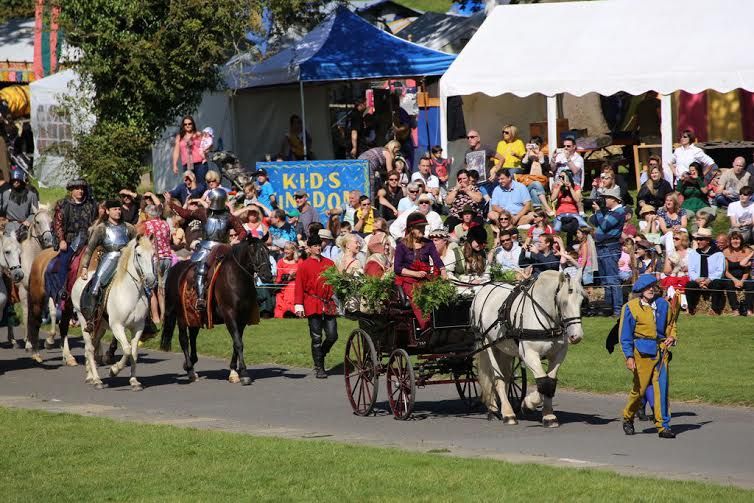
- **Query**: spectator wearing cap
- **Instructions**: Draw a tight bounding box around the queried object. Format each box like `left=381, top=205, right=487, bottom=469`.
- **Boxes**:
left=489, top=229, right=523, bottom=273
left=488, top=169, right=533, bottom=226
left=319, top=229, right=340, bottom=262
left=165, top=170, right=206, bottom=206
left=294, top=190, right=320, bottom=240
left=294, top=233, right=338, bottom=379
left=389, top=193, right=443, bottom=240
left=354, top=195, right=377, bottom=235
left=686, top=227, right=726, bottom=315
left=589, top=185, right=627, bottom=317
left=445, top=169, right=483, bottom=231
left=452, top=205, right=477, bottom=242
left=254, top=168, right=276, bottom=211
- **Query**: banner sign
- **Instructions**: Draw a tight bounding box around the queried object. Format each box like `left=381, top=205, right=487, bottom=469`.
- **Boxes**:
left=256, top=160, right=369, bottom=220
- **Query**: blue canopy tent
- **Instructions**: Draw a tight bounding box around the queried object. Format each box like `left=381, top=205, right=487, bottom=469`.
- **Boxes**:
left=224, top=6, right=455, bottom=157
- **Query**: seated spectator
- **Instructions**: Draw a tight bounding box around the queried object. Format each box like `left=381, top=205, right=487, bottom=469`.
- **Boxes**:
left=363, top=217, right=395, bottom=252
left=527, top=210, right=554, bottom=245
left=201, top=170, right=230, bottom=202
left=518, top=136, right=553, bottom=215
left=327, top=214, right=341, bottom=239
left=364, top=231, right=394, bottom=278
left=429, top=228, right=457, bottom=276
left=493, top=209, right=520, bottom=243
left=445, top=169, right=483, bottom=230
left=551, top=169, right=587, bottom=232
left=240, top=205, right=268, bottom=239
left=392, top=155, right=410, bottom=187
left=727, top=186, right=754, bottom=243
left=336, top=233, right=364, bottom=274
left=638, top=203, right=662, bottom=244
left=657, top=192, right=688, bottom=252
left=489, top=228, right=522, bottom=272
left=637, top=158, right=673, bottom=209
left=268, top=208, right=297, bottom=253
left=354, top=195, right=377, bottom=235
left=165, top=170, right=206, bottom=206
left=376, top=172, right=403, bottom=220
left=429, top=145, right=450, bottom=187
left=690, top=211, right=714, bottom=235
left=677, top=162, right=714, bottom=218
left=495, top=124, right=526, bottom=174
left=714, top=157, right=751, bottom=208
left=716, top=233, right=730, bottom=253
left=452, top=206, right=477, bottom=242
left=488, top=169, right=533, bottom=225
left=618, top=238, right=637, bottom=283
left=575, top=226, right=598, bottom=285
left=721, top=231, right=754, bottom=315
left=339, top=221, right=353, bottom=236
left=389, top=193, right=443, bottom=240
left=274, top=242, right=301, bottom=318
left=635, top=238, right=661, bottom=275
left=319, top=229, right=340, bottom=262
left=660, top=230, right=690, bottom=297
left=410, top=156, right=440, bottom=199
left=397, top=182, right=420, bottom=214
left=233, top=182, right=269, bottom=216
left=686, top=228, right=726, bottom=315
left=326, top=190, right=360, bottom=226
left=551, top=136, right=584, bottom=186
left=520, top=135, right=551, bottom=178
left=468, top=169, right=491, bottom=207
left=449, top=225, right=489, bottom=285
left=520, top=234, right=559, bottom=276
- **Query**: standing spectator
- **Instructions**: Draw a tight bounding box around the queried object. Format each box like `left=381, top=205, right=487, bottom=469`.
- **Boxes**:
left=576, top=226, right=598, bottom=286
left=348, top=97, right=369, bottom=158
left=354, top=195, right=377, bottom=235
left=670, top=129, right=717, bottom=180
left=444, top=169, right=483, bottom=230
left=294, top=190, right=320, bottom=240
left=429, top=145, right=451, bottom=188
left=464, top=129, right=504, bottom=183
left=410, top=156, right=440, bottom=199
left=280, top=114, right=312, bottom=160
left=589, top=186, right=627, bottom=317
left=637, top=159, right=673, bottom=209
left=136, top=204, right=172, bottom=324
left=489, top=229, right=523, bottom=272
left=294, top=234, right=338, bottom=379
left=488, top=170, right=533, bottom=225
left=715, top=157, right=751, bottom=208
left=376, top=172, right=404, bottom=220
left=358, top=140, right=401, bottom=197
left=721, top=231, right=754, bottom=315
left=117, top=189, right=140, bottom=225
left=275, top=242, right=300, bottom=318
left=495, top=124, right=526, bottom=174
left=591, top=167, right=632, bottom=207
left=551, top=136, right=584, bottom=186
left=253, top=168, right=277, bottom=212
left=677, top=162, right=714, bottom=218
left=727, top=186, right=754, bottom=243
left=388, top=92, right=414, bottom=170
left=686, top=228, right=725, bottom=315
left=392, top=156, right=410, bottom=187
left=171, top=115, right=208, bottom=182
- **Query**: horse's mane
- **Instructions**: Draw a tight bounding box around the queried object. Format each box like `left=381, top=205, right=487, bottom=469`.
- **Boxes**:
left=112, top=236, right=153, bottom=287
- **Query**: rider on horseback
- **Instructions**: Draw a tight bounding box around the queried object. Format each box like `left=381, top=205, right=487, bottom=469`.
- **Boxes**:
left=0, top=169, right=39, bottom=239
left=79, top=199, right=136, bottom=333
left=166, top=188, right=247, bottom=310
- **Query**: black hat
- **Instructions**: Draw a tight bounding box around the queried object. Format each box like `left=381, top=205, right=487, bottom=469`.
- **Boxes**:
left=460, top=205, right=476, bottom=216
left=254, top=168, right=268, bottom=177
left=466, top=224, right=488, bottom=246
left=306, top=234, right=322, bottom=247
left=104, top=199, right=121, bottom=209
left=405, top=212, right=428, bottom=232
left=66, top=178, right=88, bottom=190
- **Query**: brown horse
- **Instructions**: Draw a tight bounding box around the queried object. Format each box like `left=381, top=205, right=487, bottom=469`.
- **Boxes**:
left=160, top=236, right=272, bottom=385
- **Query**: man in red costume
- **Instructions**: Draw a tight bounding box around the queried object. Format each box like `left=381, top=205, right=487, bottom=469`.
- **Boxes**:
left=294, top=233, right=338, bottom=378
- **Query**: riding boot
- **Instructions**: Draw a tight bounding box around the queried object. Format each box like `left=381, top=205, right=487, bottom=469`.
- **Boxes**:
left=195, top=269, right=208, bottom=311
left=142, top=317, right=158, bottom=340
left=321, top=337, right=335, bottom=357
left=80, top=287, right=99, bottom=334
left=311, top=344, right=327, bottom=379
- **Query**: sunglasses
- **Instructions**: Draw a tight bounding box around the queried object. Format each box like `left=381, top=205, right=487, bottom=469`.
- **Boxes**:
left=499, top=217, right=510, bottom=221
left=294, top=195, right=305, bottom=199
left=564, top=144, right=575, bottom=148
left=503, top=131, right=511, bottom=135
left=388, top=178, right=399, bottom=181
left=183, top=122, right=193, bottom=126
left=467, top=135, right=479, bottom=139
left=500, top=238, right=512, bottom=243
left=408, top=190, right=419, bottom=194
left=419, top=201, right=430, bottom=205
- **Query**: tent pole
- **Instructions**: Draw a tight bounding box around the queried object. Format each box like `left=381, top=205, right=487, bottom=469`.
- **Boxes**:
left=660, top=93, right=673, bottom=183
left=299, top=80, right=308, bottom=160
left=547, top=95, right=558, bottom=156
left=439, top=82, right=448, bottom=154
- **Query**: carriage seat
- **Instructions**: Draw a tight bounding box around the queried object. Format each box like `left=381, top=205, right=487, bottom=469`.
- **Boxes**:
left=391, top=284, right=411, bottom=309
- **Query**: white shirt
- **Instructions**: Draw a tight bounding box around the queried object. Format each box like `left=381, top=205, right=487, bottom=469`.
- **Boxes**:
left=553, top=151, right=584, bottom=185
left=411, top=171, right=440, bottom=190
left=397, top=197, right=417, bottom=214
left=672, top=145, right=715, bottom=177
left=493, top=243, right=523, bottom=271
left=389, top=210, right=443, bottom=240
left=727, top=200, right=754, bottom=227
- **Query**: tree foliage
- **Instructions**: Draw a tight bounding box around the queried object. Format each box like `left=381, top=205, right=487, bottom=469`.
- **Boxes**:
left=0, top=0, right=35, bottom=24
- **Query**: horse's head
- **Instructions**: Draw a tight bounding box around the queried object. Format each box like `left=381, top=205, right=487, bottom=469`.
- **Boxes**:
left=555, top=270, right=586, bottom=344
left=241, top=234, right=273, bottom=284
left=0, top=233, right=24, bottom=283
left=132, top=235, right=158, bottom=290
left=30, top=206, right=55, bottom=249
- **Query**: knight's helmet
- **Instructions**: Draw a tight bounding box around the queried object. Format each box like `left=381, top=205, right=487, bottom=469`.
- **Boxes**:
left=207, top=188, right=228, bottom=211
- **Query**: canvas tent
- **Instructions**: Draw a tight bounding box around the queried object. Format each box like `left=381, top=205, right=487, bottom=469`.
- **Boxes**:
left=440, top=0, right=754, bottom=172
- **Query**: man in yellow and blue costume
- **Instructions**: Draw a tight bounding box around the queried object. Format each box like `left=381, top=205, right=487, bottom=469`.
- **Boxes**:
left=619, top=274, right=679, bottom=439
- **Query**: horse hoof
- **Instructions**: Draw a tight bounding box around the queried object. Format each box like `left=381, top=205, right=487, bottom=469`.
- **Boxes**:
left=109, top=366, right=119, bottom=377
left=187, top=371, right=198, bottom=382
left=24, top=341, right=32, bottom=351
left=543, top=418, right=560, bottom=428
left=85, top=376, right=94, bottom=384
left=228, top=375, right=241, bottom=384
left=131, top=384, right=143, bottom=392
left=65, top=356, right=78, bottom=367
left=31, top=353, right=43, bottom=364
left=44, top=339, right=56, bottom=350
left=94, top=382, right=106, bottom=390
left=486, top=412, right=502, bottom=421
left=503, top=416, right=519, bottom=425
left=240, top=376, right=252, bottom=386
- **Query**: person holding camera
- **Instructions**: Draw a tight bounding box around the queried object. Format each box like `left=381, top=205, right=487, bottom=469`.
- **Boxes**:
left=444, top=169, right=483, bottom=230
left=552, top=136, right=584, bottom=186
left=676, top=162, right=714, bottom=219
left=551, top=169, right=588, bottom=233
left=589, top=186, right=627, bottom=317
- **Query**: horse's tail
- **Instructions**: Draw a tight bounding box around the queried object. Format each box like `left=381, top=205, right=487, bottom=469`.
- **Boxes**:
left=160, top=308, right=176, bottom=351
left=160, top=265, right=180, bottom=351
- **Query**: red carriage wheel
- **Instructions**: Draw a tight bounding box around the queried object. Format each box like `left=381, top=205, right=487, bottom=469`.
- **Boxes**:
left=344, top=329, right=379, bottom=416
left=506, top=356, right=527, bottom=415
left=386, top=348, right=415, bottom=420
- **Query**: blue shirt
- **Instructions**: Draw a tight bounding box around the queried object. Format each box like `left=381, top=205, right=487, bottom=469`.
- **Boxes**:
left=258, top=182, right=275, bottom=211
left=269, top=222, right=297, bottom=243
left=490, top=181, right=531, bottom=214
left=169, top=181, right=207, bottom=205
left=589, top=205, right=626, bottom=245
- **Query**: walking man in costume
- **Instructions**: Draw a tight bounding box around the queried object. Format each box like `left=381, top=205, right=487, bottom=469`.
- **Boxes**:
left=79, top=200, right=137, bottom=333
left=46, top=179, right=98, bottom=310
left=619, top=274, right=679, bottom=439
left=166, top=188, right=246, bottom=310
left=294, top=233, right=338, bottom=379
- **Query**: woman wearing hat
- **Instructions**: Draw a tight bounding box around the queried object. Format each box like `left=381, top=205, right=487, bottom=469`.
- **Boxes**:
left=452, top=205, right=477, bottom=242
left=394, top=212, right=447, bottom=329
left=619, top=274, right=679, bottom=439
left=638, top=203, right=662, bottom=244
left=364, top=233, right=393, bottom=278
left=449, top=224, right=489, bottom=286
left=239, top=205, right=268, bottom=239
left=428, top=228, right=456, bottom=276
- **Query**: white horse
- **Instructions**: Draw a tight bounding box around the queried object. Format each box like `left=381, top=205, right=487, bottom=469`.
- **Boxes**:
left=0, top=232, right=24, bottom=342
left=71, top=236, right=157, bottom=390
left=471, top=270, right=586, bottom=428
left=14, top=206, right=56, bottom=349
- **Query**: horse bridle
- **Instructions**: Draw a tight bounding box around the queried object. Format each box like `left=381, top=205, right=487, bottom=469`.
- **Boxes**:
left=0, top=236, right=22, bottom=277
left=29, top=212, right=54, bottom=249
left=127, top=242, right=156, bottom=293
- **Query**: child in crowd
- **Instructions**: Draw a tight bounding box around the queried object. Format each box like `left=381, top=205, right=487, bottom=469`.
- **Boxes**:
left=430, top=145, right=451, bottom=187
left=392, top=156, right=410, bottom=188
left=200, top=127, right=214, bottom=157
left=618, top=238, right=636, bottom=283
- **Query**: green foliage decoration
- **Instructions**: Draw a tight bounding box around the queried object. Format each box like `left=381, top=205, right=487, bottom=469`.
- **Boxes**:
left=322, top=266, right=364, bottom=304
left=413, top=277, right=458, bottom=316
left=489, top=263, right=518, bottom=284
left=359, top=272, right=395, bottom=313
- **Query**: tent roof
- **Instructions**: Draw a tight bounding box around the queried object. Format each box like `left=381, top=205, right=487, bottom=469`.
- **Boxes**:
left=397, top=11, right=484, bottom=52
left=440, top=0, right=754, bottom=98
left=224, top=6, right=455, bottom=89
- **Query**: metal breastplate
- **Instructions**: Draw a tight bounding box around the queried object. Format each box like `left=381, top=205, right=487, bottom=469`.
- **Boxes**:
left=204, top=213, right=230, bottom=242
left=103, top=223, right=130, bottom=252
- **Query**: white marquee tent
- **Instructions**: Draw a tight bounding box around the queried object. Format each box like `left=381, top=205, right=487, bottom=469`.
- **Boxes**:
left=440, top=0, right=754, bottom=169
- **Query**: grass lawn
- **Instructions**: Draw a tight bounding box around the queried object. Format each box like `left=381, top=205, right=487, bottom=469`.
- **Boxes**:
left=140, top=315, right=754, bottom=407
left=1, top=407, right=751, bottom=502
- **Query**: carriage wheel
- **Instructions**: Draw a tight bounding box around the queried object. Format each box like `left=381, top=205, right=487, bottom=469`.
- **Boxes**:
left=386, top=348, right=415, bottom=420
left=506, top=356, right=527, bottom=415
left=454, top=361, right=481, bottom=411
left=344, top=329, right=379, bottom=416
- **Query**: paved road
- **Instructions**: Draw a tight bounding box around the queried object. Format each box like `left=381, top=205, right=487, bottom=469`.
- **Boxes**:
left=1, top=335, right=753, bottom=489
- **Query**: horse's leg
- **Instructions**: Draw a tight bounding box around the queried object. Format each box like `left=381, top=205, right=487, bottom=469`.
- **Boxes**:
left=81, top=313, right=101, bottom=386
left=59, top=303, right=77, bottom=366
left=178, top=324, right=196, bottom=381
left=189, top=327, right=200, bottom=380
left=486, top=346, right=517, bottom=424
left=228, top=346, right=239, bottom=384
left=128, top=326, right=144, bottom=391
left=47, top=297, right=59, bottom=340
left=520, top=344, right=547, bottom=416
left=108, top=323, right=131, bottom=380
left=539, top=343, right=568, bottom=428
left=228, top=318, right=251, bottom=385
left=476, top=349, right=501, bottom=420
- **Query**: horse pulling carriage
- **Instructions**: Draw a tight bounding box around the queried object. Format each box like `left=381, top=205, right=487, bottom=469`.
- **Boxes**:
left=342, top=292, right=527, bottom=420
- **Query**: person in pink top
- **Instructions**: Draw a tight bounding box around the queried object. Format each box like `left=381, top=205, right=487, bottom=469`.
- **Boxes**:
left=171, top=115, right=209, bottom=183
left=275, top=242, right=301, bottom=318
left=137, top=204, right=172, bottom=323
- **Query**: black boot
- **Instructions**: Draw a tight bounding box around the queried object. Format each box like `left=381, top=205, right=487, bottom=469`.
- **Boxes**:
left=195, top=271, right=207, bottom=311
left=622, top=420, right=635, bottom=436
left=658, top=428, right=676, bottom=439
left=142, top=318, right=158, bottom=340
left=312, top=344, right=327, bottom=379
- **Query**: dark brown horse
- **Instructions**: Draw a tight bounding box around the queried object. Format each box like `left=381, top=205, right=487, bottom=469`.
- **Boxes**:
left=160, top=236, right=272, bottom=385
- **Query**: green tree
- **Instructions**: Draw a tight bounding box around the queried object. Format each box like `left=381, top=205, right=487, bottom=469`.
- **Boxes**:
left=0, top=0, right=35, bottom=23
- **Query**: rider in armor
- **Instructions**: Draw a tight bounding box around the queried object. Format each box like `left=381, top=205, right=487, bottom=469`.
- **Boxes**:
left=46, top=178, right=98, bottom=307
left=0, top=169, right=39, bottom=238
left=79, top=199, right=136, bottom=332
left=167, top=188, right=247, bottom=309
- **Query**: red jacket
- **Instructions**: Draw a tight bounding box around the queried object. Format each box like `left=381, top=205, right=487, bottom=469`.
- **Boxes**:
left=294, top=255, right=337, bottom=316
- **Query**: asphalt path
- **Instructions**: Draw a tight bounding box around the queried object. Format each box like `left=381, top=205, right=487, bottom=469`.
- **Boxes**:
left=1, top=333, right=753, bottom=489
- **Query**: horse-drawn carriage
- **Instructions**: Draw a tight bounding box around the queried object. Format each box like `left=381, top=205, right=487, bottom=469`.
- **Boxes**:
left=342, top=291, right=527, bottom=420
